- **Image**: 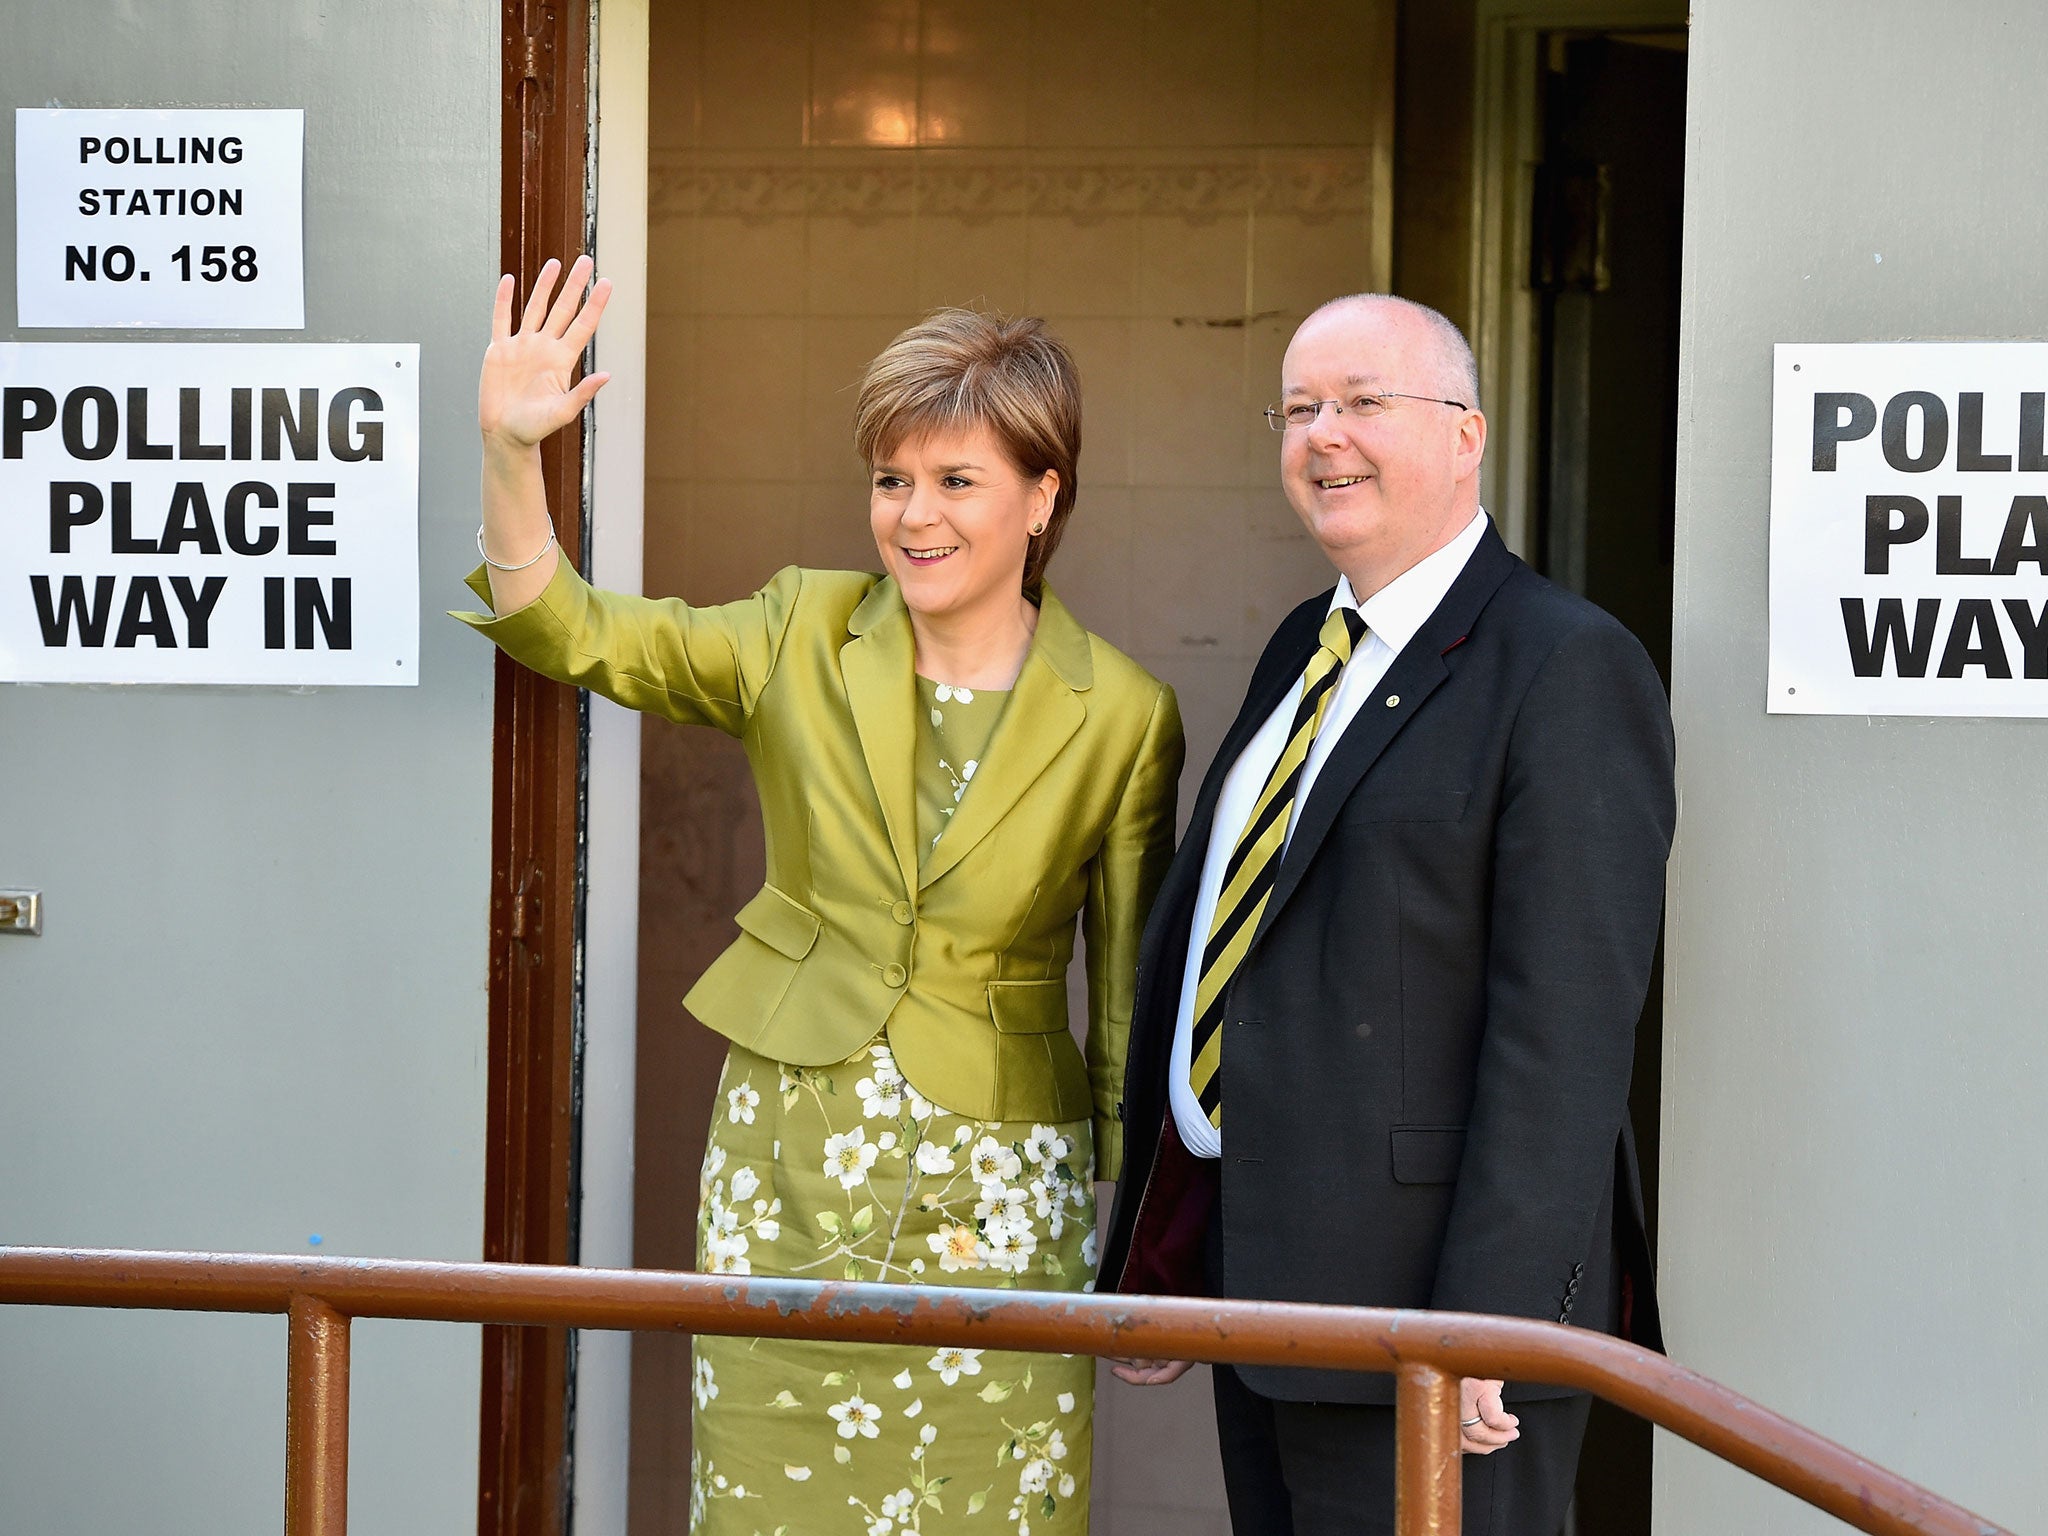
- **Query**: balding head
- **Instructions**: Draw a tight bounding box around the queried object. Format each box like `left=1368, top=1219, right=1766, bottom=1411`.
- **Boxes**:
left=1300, top=294, right=1480, bottom=411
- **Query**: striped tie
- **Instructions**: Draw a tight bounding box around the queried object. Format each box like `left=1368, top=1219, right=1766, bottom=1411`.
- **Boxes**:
left=1187, top=607, right=1368, bottom=1129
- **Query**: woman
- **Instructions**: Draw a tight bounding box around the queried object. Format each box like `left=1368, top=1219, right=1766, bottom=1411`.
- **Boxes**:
left=457, top=257, right=1182, bottom=1535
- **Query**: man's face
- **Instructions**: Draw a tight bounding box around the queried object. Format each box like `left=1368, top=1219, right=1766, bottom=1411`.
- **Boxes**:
left=1276, top=303, right=1483, bottom=592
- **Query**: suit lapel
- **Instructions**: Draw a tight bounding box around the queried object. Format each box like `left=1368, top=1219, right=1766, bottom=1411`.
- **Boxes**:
left=919, top=586, right=1094, bottom=891
left=1192, top=597, right=1328, bottom=842
left=842, top=579, right=921, bottom=896
left=1251, top=526, right=1520, bottom=944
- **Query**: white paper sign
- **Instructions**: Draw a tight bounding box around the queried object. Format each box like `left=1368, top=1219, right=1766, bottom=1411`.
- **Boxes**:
left=14, top=109, right=305, bottom=330
left=1769, top=342, right=2048, bottom=717
left=0, top=343, right=418, bottom=685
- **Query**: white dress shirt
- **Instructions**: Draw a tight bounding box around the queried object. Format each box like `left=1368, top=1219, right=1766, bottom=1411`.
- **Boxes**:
left=1168, top=509, right=1490, bottom=1157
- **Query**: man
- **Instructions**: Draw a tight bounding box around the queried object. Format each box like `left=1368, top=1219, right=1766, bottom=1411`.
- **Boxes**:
left=1100, top=295, right=1674, bottom=1535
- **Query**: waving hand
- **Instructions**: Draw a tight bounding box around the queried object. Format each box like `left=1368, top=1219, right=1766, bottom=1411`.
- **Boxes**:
left=480, top=255, right=612, bottom=448
left=475, top=255, right=612, bottom=610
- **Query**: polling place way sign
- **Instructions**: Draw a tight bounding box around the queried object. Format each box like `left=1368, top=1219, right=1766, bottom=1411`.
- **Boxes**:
left=1770, top=342, right=2048, bottom=717
left=0, top=343, right=418, bottom=686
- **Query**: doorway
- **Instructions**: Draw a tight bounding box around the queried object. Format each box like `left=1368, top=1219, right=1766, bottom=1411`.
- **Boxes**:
left=626, top=5, right=1397, bottom=1533
left=1530, top=26, right=1687, bottom=1536
left=490, top=4, right=1690, bottom=1532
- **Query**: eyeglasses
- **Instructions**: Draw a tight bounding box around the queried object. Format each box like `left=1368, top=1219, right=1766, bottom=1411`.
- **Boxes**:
left=1263, top=393, right=1470, bottom=431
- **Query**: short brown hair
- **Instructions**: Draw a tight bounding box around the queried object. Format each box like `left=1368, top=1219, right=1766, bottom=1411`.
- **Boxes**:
left=854, top=308, right=1081, bottom=598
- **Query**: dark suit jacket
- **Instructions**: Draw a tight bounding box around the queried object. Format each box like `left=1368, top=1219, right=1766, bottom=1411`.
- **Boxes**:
left=1098, top=523, right=1675, bottom=1404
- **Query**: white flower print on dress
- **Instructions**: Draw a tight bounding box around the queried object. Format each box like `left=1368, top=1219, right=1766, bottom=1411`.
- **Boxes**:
left=974, top=1184, right=1029, bottom=1227
left=927, top=1345, right=983, bottom=1385
left=828, top=1395, right=882, bottom=1439
left=984, top=1218, right=1039, bottom=1274
left=856, top=1072, right=906, bottom=1119
left=704, top=1230, right=750, bottom=1274
left=1024, top=1125, right=1069, bottom=1168
left=823, top=1127, right=879, bottom=1190
left=968, top=1136, right=1022, bottom=1189
left=928, top=1221, right=983, bottom=1272
left=699, top=1045, right=1097, bottom=1532
left=1036, top=1184, right=1068, bottom=1241
left=697, top=1143, right=725, bottom=1204
left=933, top=683, right=974, bottom=704
left=693, top=1353, right=719, bottom=1410
left=727, top=1081, right=759, bottom=1124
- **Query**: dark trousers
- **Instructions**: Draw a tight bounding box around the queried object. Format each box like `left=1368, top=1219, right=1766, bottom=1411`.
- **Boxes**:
left=1210, top=1363, right=1591, bottom=1536
left=1203, top=1211, right=1591, bottom=1536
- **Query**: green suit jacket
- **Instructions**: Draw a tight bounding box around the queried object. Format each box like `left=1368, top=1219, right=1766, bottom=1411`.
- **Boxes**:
left=455, top=559, right=1182, bottom=1178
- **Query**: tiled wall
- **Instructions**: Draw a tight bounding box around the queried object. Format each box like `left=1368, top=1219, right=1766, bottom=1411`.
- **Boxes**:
left=632, top=6, right=1395, bottom=1534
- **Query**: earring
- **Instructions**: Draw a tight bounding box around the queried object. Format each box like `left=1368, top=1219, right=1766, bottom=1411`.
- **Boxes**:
left=1030, top=522, right=1046, bottom=536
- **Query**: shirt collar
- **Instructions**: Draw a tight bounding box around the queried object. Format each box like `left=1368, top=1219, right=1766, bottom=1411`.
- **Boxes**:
left=1329, top=508, right=1489, bottom=652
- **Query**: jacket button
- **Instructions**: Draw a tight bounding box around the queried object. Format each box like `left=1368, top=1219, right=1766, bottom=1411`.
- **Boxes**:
left=882, top=962, right=907, bottom=988
left=891, top=899, right=913, bottom=926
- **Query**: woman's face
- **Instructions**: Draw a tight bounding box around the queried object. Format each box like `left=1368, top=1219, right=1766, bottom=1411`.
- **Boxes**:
left=869, top=424, right=1056, bottom=625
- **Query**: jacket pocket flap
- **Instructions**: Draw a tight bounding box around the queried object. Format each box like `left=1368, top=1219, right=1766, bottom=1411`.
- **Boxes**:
left=1390, top=1126, right=1467, bottom=1184
left=734, top=884, right=821, bottom=961
left=1349, top=789, right=1470, bottom=824
left=987, top=978, right=1069, bottom=1035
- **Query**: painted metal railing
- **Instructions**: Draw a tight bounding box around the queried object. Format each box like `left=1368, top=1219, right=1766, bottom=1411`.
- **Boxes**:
left=0, top=1247, right=2014, bottom=1536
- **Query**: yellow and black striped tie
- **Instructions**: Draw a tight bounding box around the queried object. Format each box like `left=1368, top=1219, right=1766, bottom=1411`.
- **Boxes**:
left=1188, top=607, right=1368, bottom=1129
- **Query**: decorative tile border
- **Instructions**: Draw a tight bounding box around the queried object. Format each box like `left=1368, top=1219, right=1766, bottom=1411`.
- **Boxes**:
left=649, top=149, right=1377, bottom=222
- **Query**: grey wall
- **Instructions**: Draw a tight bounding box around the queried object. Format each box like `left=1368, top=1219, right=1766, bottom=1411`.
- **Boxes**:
left=1660, top=3, right=2047, bottom=1531
left=0, top=5, right=498, bottom=1533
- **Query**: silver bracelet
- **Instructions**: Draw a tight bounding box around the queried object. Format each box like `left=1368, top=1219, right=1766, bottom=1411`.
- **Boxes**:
left=478, top=522, right=557, bottom=571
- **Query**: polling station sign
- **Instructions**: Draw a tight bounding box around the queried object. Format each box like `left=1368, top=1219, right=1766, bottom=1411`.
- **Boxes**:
left=15, top=108, right=305, bottom=329
left=0, top=343, right=418, bottom=686
left=1770, top=342, right=2048, bottom=717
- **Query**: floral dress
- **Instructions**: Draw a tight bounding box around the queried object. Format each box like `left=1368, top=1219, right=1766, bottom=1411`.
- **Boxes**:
left=690, top=678, right=1098, bottom=1536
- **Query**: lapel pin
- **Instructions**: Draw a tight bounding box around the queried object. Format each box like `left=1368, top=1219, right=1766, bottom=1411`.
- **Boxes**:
left=1385, top=694, right=1400, bottom=708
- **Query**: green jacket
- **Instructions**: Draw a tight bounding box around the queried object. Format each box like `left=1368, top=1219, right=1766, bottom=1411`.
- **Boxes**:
left=455, top=559, right=1182, bottom=1179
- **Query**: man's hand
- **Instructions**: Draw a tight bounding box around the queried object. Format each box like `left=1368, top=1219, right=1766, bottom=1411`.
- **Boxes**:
left=1110, top=1358, right=1195, bottom=1386
left=1459, top=1377, right=1519, bottom=1454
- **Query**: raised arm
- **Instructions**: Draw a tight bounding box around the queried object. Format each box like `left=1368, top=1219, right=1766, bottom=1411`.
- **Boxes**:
left=477, top=255, right=613, bottom=613
left=460, top=256, right=803, bottom=734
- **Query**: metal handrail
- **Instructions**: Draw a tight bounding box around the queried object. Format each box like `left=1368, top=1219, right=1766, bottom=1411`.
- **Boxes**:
left=0, top=1247, right=2013, bottom=1536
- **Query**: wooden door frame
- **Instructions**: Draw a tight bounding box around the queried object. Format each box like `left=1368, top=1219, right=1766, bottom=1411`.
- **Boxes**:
left=481, top=3, right=593, bottom=1535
